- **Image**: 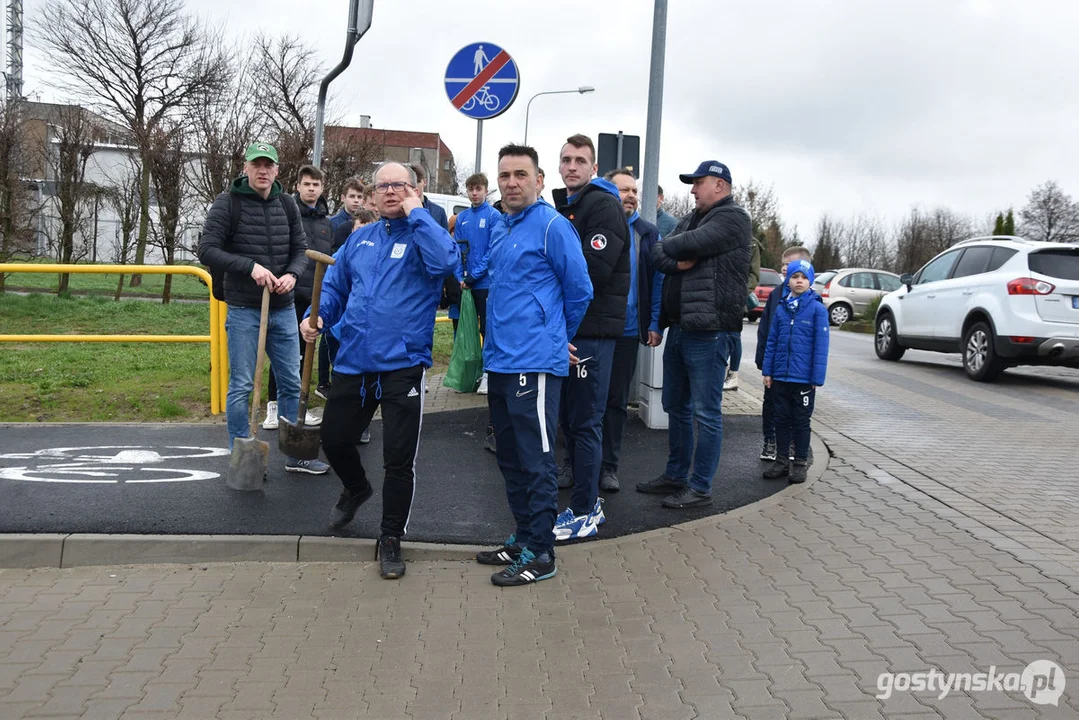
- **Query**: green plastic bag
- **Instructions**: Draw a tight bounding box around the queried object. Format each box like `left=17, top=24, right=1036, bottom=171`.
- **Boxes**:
left=443, top=288, right=484, bottom=392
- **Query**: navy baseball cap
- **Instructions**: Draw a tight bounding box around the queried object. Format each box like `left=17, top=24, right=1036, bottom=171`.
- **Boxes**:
left=679, top=160, right=732, bottom=185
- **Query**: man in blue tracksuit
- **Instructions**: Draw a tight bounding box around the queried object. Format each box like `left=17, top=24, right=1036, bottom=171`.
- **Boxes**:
left=762, top=260, right=830, bottom=484
left=551, top=134, right=631, bottom=541
left=300, top=162, right=460, bottom=581
left=599, top=169, right=664, bottom=493
left=476, top=143, right=592, bottom=587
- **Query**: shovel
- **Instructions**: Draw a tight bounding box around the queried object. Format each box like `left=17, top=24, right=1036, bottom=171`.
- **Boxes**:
left=226, top=286, right=271, bottom=491
left=279, top=249, right=336, bottom=460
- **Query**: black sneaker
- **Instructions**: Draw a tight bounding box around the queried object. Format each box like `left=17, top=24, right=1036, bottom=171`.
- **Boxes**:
left=599, top=470, right=620, bottom=493
left=636, top=474, right=686, bottom=495
left=329, top=485, right=373, bottom=529
left=557, top=465, right=573, bottom=489
left=484, top=428, right=497, bottom=454
left=378, top=535, right=405, bottom=579
left=760, top=439, right=777, bottom=461
left=359, top=428, right=371, bottom=445
left=490, top=548, right=557, bottom=587
left=315, top=384, right=331, bottom=400
left=476, top=534, right=522, bottom=565
left=661, top=487, right=713, bottom=509
left=789, top=460, right=808, bottom=484
left=764, top=457, right=790, bottom=480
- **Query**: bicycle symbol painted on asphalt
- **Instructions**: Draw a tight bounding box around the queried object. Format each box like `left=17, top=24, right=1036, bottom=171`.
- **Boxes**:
left=0, top=446, right=229, bottom=484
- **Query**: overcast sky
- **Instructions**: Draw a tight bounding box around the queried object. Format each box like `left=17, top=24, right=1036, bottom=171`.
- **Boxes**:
left=21, top=0, right=1079, bottom=242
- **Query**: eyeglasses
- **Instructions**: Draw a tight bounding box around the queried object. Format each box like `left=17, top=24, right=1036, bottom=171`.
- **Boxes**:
left=374, top=182, right=414, bottom=194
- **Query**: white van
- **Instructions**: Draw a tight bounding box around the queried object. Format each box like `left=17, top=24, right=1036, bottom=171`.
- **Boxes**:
left=424, top=193, right=471, bottom=220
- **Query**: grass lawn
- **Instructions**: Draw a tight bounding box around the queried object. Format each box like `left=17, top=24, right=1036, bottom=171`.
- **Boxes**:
left=1, top=258, right=211, bottom=300
left=0, top=293, right=455, bottom=423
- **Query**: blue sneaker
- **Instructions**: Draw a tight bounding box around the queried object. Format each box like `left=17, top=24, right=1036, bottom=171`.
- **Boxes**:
left=285, top=458, right=330, bottom=475
left=590, top=497, right=606, bottom=526
left=490, top=548, right=557, bottom=587
left=553, top=506, right=599, bottom=542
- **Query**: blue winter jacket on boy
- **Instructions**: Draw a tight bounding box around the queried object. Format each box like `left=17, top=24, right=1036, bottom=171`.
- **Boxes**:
left=483, top=199, right=593, bottom=377
left=762, top=285, right=830, bottom=387
left=312, top=209, right=460, bottom=374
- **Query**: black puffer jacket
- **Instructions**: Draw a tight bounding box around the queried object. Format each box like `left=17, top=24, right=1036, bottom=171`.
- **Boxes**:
left=197, top=177, right=308, bottom=310
left=293, top=194, right=333, bottom=302
left=654, top=194, right=752, bottom=333
left=552, top=179, right=631, bottom=338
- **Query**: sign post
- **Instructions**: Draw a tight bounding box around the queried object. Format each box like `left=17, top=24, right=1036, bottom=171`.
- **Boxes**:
left=445, top=42, right=520, bottom=174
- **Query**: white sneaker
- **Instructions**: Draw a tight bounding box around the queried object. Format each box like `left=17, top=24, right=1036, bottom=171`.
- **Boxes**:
left=723, top=371, right=739, bottom=392
left=262, top=401, right=279, bottom=430
left=477, top=372, right=488, bottom=395
left=304, top=411, right=322, bottom=427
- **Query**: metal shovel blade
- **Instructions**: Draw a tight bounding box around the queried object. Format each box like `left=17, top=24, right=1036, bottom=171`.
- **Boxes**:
left=278, top=418, right=321, bottom=461
left=226, top=436, right=269, bottom=491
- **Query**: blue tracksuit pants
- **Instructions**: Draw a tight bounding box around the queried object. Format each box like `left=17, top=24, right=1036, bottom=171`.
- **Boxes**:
left=560, top=336, right=616, bottom=516
left=488, top=371, right=562, bottom=556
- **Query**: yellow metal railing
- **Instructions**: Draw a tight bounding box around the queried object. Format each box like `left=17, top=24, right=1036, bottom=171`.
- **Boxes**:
left=0, top=263, right=228, bottom=414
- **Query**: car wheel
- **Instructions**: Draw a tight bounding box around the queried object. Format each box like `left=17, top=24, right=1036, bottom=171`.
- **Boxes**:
left=829, top=303, right=852, bottom=326
left=874, top=312, right=906, bottom=361
left=962, top=321, right=1006, bottom=382
left=746, top=314, right=757, bottom=323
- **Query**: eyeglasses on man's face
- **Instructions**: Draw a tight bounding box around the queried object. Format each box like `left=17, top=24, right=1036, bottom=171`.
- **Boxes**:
left=374, top=181, right=414, bottom=194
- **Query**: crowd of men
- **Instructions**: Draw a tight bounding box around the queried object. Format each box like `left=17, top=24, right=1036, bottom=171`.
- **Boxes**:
left=198, top=134, right=830, bottom=587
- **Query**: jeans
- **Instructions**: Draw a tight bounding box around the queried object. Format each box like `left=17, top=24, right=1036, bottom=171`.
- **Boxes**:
left=225, top=304, right=301, bottom=448
left=727, top=329, right=742, bottom=372
left=661, top=325, right=737, bottom=494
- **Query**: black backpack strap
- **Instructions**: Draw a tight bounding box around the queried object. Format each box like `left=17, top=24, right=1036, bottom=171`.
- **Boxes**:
left=279, top=193, right=300, bottom=226
left=228, top=192, right=241, bottom=241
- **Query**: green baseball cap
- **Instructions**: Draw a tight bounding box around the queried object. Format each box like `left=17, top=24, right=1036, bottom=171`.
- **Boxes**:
left=244, top=141, right=279, bottom=163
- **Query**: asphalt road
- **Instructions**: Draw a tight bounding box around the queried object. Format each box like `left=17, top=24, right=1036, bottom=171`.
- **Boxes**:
left=743, top=323, right=1079, bottom=553
left=0, top=408, right=786, bottom=546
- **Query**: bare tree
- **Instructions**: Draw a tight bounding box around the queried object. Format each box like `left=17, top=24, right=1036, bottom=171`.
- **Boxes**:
left=252, top=33, right=323, bottom=185
left=186, top=55, right=259, bottom=205
left=893, top=207, right=972, bottom=273
left=34, top=0, right=229, bottom=285
left=321, top=130, right=383, bottom=207
left=662, top=191, right=694, bottom=219
left=840, top=214, right=894, bottom=271
left=734, top=180, right=786, bottom=269
left=145, top=123, right=186, bottom=303
left=43, top=106, right=98, bottom=294
left=812, top=214, right=845, bottom=271
left=1019, top=180, right=1079, bottom=243
left=103, top=157, right=143, bottom=300
left=0, top=101, right=38, bottom=291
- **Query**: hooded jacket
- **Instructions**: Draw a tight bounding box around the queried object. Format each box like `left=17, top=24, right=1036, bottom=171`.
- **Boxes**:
left=626, top=212, right=663, bottom=342
left=454, top=201, right=501, bottom=290
left=653, top=194, right=752, bottom=333
left=762, top=263, right=830, bottom=386
left=552, top=178, right=631, bottom=338
left=312, top=208, right=460, bottom=374
left=483, top=200, right=593, bottom=376
left=196, top=177, right=307, bottom=310
left=293, top=194, right=334, bottom=301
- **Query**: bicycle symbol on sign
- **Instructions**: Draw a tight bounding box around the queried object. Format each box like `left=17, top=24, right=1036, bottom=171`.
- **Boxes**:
left=462, top=85, right=501, bottom=113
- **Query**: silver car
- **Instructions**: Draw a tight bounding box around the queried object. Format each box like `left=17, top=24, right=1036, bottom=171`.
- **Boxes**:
left=814, top=268, right=903, bottom=325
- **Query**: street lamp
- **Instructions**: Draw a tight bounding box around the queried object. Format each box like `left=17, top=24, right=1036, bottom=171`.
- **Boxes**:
left=523, top=86, right=595, bottom=145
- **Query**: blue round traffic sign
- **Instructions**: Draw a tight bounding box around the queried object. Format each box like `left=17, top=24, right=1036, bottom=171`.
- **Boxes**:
left=445, top=42, right=520, bottom=120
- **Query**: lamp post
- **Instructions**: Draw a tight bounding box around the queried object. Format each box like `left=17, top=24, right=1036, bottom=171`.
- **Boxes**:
left=523, top=86, right=595, bottom=145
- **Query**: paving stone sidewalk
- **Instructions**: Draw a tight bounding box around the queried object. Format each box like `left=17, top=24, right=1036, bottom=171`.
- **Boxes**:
left=2, top=445, right=1077, bottom=719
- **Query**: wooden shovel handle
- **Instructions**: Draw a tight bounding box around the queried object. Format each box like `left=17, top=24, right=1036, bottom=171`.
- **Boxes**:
left=249, top=286, right=271, bottom=436
left=297, top=250, right=336, bottom=418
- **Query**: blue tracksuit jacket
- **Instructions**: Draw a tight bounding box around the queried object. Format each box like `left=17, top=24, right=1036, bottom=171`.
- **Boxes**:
left=483, top=200, right=593, bottom=376
left=454, top=202, right=501, bottom=291
left=312, top=208, right=460, bottom=374
left=762, top=288, right=830, bottom=386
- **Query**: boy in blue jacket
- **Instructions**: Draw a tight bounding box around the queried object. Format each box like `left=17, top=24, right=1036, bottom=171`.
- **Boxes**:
left=761, top=260, right=829, bottom=484
left=754, top=245, right=812, bottom=461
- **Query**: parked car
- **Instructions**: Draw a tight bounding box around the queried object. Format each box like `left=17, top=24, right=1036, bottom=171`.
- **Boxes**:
left=746, top=268, right=783, bottom=322
left=814, top=268, right=903, bottom=326
left=425, top=192, right=471, bottom=219
left=874, top=236, right=1079, bottom=381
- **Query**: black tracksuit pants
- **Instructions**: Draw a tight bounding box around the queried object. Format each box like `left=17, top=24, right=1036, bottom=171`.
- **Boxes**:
left=772, top=380, right=815, bottom=462
left=601, top=336, right=640, bottom=474
left=320, top=365, right=426, bottom=538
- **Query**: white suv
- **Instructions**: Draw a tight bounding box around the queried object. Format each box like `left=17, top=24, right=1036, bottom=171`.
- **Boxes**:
left=874, top=236, right=1079, bottom=381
